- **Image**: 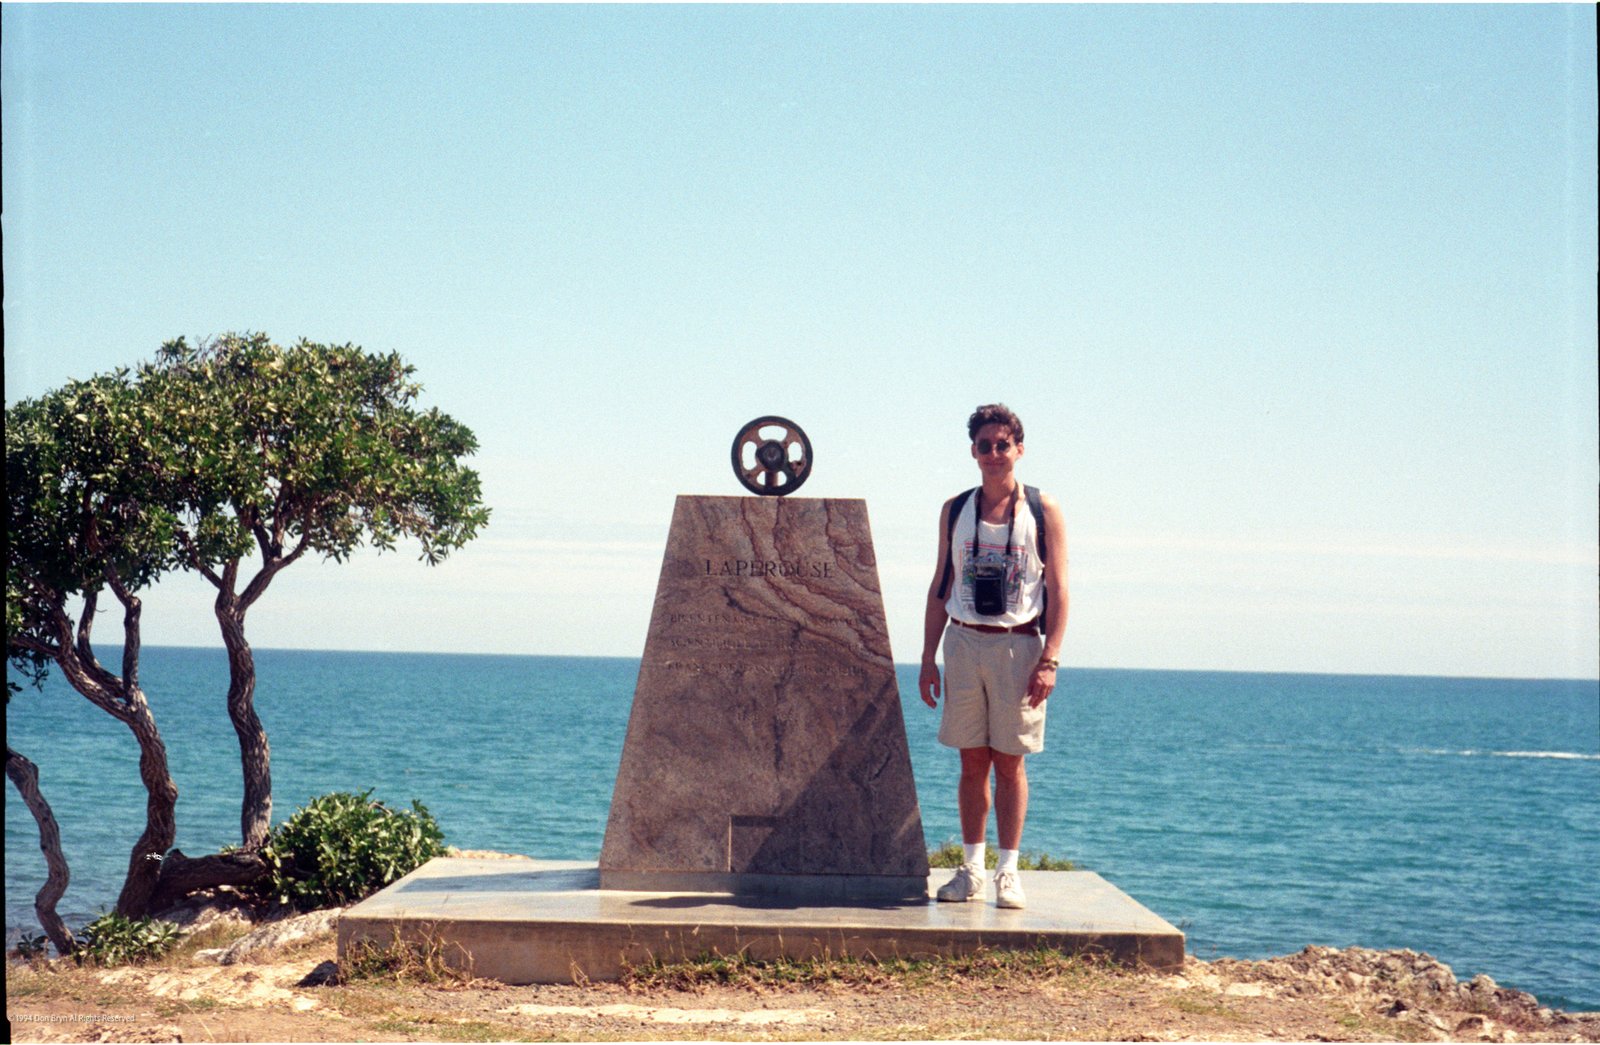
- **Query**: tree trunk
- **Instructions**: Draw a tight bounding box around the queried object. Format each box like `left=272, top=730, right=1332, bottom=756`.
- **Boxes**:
left=5, top=746, right=76, bottom=956
left=113, top=692, right=179, bottom=917
left=217, top=606, right=272, bottom=850
left=48, top=597, right=180, bottom=921
left=149, top=849, right=268, bottom=914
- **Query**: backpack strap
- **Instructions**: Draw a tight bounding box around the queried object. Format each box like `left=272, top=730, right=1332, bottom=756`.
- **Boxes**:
left=937, top=486, right=1052, bottom=624
left=1025, top=484, right=1049, bottom=630
left=1024, top=485, right=1047, bottom=565
left=936, top=488, right=976, bottom=600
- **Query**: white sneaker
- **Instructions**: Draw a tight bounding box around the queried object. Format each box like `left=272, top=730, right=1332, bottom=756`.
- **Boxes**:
left=994, top=869, right=1026, bottom=909
left=935, top=863, right=987, bottom=902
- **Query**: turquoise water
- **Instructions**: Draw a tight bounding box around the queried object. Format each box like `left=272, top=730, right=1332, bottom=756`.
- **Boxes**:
left=5, top=648, right=1597, bottom=1009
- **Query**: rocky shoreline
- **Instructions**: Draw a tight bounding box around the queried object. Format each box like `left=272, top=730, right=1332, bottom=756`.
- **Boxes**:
left=9, top=894, right=1600, bottom=1044
left=9, top=860, right=1599, bottom=1044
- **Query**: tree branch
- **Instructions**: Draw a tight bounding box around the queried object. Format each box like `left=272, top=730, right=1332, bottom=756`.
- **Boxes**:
left=52, top=620, right=132, bottom=723
left=76, top=587, right=99, bottom=661
left=104, top=565, right=142, bottom=694
left=11, top=632, right=61, bottom=662
left=149, top=850, right=268, bottom=914
left=238, top=532, right=311, bottom=613
left=176, top=527, right=226, bottom=590
left=251, top=513, right=278, bottom=562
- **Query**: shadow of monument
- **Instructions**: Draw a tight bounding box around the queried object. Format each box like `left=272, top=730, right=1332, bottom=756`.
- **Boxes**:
left=626, top=893, right=918, bottom=913
left=739, top=694, right=929, bottom=882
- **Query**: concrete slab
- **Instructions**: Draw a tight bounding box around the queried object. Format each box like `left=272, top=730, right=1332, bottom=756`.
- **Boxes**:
left=338, top=857, right=1186, bottom=984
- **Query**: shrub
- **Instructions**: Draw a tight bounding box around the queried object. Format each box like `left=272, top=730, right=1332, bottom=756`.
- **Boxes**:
left=1021, top=852, right=1077, bottom=871
left=76, top=912, right=182, bottom=966
left=256, top=790, right=445, bottom=910
left=928, top=841, right=1077, bottom=871
left=11, top=931, right=50, bottom=962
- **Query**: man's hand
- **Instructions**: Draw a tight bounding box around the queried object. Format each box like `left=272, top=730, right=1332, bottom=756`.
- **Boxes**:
left=918, top=662, right=941, bottom=707
left=1026, top=661, right=1057, bottom=708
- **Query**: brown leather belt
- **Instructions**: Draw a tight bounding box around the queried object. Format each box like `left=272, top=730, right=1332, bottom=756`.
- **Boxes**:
left=951, top=618, right=1040, bottom=635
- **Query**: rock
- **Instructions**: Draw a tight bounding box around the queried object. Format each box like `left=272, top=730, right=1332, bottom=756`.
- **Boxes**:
left=1382, top=998, right=1411, bottom=1017
left=153, top=889, right=257, bottom=935
left=1340, top=971, right=1371, bottom=991
left=1457, top=1014, right=1494, bottom=1035
left=217, top=907, right=342, bottom=964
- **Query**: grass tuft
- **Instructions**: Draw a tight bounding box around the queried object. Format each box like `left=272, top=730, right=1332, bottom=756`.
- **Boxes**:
left=1167, top=991, right=1246, bottom=1021
left=623, top=945, right=1116, bottom=992
left=340, top=925, right=476, bottom=987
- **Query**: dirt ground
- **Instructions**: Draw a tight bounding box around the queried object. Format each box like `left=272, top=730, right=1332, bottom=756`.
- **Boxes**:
left=8, top=931, right=1600, bottom=1044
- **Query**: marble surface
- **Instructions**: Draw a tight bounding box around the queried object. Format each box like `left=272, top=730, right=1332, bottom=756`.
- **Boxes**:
left=599, top=496, right=928, bottom=896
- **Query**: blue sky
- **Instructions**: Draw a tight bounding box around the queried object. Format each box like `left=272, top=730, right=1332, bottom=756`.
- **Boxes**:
left=4, top=3, right=1596, bottom=679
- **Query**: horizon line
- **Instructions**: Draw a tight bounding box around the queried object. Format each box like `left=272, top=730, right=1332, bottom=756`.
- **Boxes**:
left=86, top=643, right=1600, bottom=686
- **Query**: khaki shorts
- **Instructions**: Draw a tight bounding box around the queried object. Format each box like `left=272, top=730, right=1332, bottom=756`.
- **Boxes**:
left=937, top=622, right=1047, bottom=755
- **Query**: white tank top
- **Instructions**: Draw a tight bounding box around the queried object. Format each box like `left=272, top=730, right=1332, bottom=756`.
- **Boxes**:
left=944, top=490, right=1045, bottom=627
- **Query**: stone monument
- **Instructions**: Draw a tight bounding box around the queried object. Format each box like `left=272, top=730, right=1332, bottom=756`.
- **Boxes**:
left=599, top=418, right=929, bottom=901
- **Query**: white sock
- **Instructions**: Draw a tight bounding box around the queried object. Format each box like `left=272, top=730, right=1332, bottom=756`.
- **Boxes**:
left=962, top=842, right=986, bottom=868
left=997, top=848, right=1020, bottom=874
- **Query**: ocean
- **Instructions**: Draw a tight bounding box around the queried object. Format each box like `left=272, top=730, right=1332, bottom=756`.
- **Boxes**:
left=5, top=648, right=1597, bottom=1010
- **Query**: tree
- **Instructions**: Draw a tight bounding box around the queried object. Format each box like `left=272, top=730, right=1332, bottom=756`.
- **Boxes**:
left=7, top=336, right=489, bottom=917
left=6, top=741, right=76, bottom=956
left=7, top=374, right=186, bottom=918
left=138, top=334, right=488, bottom=907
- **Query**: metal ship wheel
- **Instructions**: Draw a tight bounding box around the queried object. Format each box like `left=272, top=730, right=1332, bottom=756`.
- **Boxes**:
left=730, top=416, right=813, bottom=496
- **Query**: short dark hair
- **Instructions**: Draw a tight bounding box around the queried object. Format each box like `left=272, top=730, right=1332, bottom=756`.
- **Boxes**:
left=967, top=403, right=1024, bottom=444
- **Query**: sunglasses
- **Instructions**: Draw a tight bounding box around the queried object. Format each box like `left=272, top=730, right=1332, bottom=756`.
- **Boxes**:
left=975, top=439, right=1014, bottom=455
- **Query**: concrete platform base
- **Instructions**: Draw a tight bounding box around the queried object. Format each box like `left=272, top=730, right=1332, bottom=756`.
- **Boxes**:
left=337, top=857, right=1186, bottom=984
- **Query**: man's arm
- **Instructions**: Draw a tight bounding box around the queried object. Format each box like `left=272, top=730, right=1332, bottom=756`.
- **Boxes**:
left=1026, top=492, right=1069, bottom=708
left=918, top=498, right=956, bottom=709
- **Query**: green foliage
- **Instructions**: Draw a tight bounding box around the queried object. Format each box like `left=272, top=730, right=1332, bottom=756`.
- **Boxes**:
left=928, top=841, right=1077, bottom=871
left=7, top=372, right=182, bottom=679
left=1022, top=851, right=1077, bottom=871
left=75, top=912, right=182, bottom=966
left=146, top=334, right=489, bottom=568
left=257, top=791, right=446, bottom=910
left=11, top=931, right=50, bottom=961
left=7, top=333, right=489, bottom=681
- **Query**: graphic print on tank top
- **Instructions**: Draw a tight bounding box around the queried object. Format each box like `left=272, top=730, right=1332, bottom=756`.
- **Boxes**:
left=958, top=531, right=1025, bottom=616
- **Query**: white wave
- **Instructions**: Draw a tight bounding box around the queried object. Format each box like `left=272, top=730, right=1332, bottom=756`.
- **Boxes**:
left=1411, top=748, right=1600, bottom=761
left=1493, top=751, right=1600, bottom=761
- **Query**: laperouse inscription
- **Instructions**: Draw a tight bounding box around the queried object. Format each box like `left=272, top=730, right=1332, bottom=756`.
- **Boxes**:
left=600, top=495, right=929, bottom=901
left=705, top=558, right=834, bottom=578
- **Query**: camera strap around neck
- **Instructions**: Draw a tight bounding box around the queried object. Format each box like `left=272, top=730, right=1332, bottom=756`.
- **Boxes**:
left=971, top=485, right=1019, bottom=562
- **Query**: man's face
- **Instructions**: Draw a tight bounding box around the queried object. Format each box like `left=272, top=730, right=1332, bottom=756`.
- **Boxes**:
left=971, top=423, right=1023, bottom=475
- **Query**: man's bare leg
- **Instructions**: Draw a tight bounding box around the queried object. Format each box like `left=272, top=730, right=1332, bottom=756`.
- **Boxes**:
left=991, top=749, right=1028, bottom=851
left=958, top=747, right=994, bottom=844
left=937, top=747, right=998, bottom=902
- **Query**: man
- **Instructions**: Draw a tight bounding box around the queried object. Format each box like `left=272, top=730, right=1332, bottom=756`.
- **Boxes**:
left=918, top=403, right=1068, bottom=910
